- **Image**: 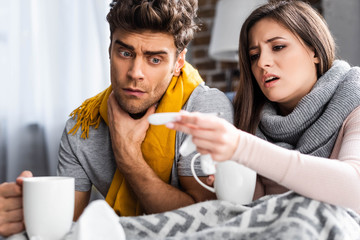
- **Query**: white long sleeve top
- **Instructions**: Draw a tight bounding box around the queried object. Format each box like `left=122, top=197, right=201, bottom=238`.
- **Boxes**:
left=231, top=106, right=360, bottom=213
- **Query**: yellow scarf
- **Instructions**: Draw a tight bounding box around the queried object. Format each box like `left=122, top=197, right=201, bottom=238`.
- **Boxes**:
left=68, top=62, right=203, bottom=216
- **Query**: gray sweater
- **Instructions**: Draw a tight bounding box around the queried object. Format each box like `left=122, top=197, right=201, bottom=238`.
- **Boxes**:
left=57, top=83, right=233, bottom=197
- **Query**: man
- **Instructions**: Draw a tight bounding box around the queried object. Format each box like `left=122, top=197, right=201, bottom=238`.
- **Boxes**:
left=57, top=0, right=233, bottom=220
left=0, top=171, right=32, bottom=237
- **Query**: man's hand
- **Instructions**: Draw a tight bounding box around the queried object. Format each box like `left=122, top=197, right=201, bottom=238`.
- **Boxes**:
left=0, top=171, right=32, bottom=237
left=206, top=175, right=215, bottom=186
left=107, top=93, right=216, bottom=214
left=107, top=92, right=156, bottom=171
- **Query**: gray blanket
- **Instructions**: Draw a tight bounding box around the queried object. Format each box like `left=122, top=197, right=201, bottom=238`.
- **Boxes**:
left=6, top=191, right=360, bottom=240
left=119, top=191, right=360, bottom=239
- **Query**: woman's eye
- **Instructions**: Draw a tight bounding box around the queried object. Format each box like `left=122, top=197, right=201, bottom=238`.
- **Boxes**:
left=273, top=45, right=285, bottom=51
left=250, top=53, right=259, bottom=61
left=150, top=57, right=161, bottom=64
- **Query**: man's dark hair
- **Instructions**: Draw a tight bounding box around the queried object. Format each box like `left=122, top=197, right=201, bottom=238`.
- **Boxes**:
left=107, top=0, right=199, bottom=53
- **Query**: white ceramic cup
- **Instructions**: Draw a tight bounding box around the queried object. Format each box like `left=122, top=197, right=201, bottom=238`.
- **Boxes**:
left=191, top=153, right=256, bottom=204
left=23, top=176, right=75, bottom=240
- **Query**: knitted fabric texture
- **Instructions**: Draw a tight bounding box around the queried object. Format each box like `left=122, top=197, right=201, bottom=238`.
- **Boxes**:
left=65, top=61, right=203, bottom=217
left=256, top=60, right=360, bottom=157
left=105, top=62, right=203, bottom=216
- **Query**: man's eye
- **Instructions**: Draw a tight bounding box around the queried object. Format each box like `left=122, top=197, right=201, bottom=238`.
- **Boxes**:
left=250, top=53, right=259, bottom=61
left=150, top=57, right=161, bottom=64
left=119, top=51, right=132, bottom=58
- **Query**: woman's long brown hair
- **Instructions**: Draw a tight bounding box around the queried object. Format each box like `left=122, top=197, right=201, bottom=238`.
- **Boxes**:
left=233, top=0, right=335, bottom=134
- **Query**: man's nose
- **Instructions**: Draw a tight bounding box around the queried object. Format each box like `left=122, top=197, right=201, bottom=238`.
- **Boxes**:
left=127, top=57, right=145, bottom=80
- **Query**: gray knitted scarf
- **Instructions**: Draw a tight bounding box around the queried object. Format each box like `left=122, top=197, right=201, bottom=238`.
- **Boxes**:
left=256, top=60, right=360, bottom=157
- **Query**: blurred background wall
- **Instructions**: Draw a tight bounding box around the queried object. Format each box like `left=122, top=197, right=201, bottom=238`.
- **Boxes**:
left=0, top=0, right=359, bottom=182
left=190, top=0, right=359, bottom=92
left=0, top=0, right=111, bottom=181
left=322, top=0, right=360, bottom=67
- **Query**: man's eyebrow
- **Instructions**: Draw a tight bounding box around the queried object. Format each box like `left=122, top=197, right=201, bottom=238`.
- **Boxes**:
left=114, top=39, right=169, bottom=56
left=114, top=40, right=134, bottom=51
left=249, top=36, right=286, bottom=50
left=143, top=50, right=169, bottom=56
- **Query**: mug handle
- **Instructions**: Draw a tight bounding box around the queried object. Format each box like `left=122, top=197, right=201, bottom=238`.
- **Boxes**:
left=190, top=153, right=215, bottom=193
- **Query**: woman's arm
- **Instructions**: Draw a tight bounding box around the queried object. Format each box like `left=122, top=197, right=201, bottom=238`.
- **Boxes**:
left=168, top=107, right=360, bottom=213
left=232, top=107, right=360, bottom=213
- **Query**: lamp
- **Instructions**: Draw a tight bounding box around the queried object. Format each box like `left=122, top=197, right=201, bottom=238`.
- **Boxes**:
left=208, top=0, right=267, bottom=62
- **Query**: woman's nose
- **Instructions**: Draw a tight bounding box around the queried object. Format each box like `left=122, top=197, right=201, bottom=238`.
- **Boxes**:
left=257, top=50, right=273, bottom=69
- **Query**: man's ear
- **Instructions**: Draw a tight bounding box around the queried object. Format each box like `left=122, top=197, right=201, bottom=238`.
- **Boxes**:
left=108, top=43, right=112, bottom=59
left=173, top=48, right=187, bottom=76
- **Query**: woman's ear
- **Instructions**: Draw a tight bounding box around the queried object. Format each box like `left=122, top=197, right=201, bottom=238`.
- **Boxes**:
left=174, top=49, right=187, bottom=76
left=310, top=47, right=320, bottom=64
left=307, top=45, right=320, bottom=64
left=313, top=53, right=320, bottom=64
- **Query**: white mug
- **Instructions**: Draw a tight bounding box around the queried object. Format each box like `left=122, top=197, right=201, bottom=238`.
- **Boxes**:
left=23, top=176, right=75, bottom=240
left=191, top=153, right=256, bottom=204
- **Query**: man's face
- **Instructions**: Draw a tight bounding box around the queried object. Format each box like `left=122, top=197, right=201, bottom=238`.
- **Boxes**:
left=109, top=29, right=185, bottom=115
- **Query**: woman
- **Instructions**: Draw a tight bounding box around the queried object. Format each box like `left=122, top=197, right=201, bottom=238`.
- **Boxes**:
left=167, top=0, right=360, bottom=214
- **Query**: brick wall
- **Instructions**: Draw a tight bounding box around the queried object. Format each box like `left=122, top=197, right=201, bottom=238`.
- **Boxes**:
left=190, top=0, right=321, bottom=93
left=190, top=0, right=238, bottom=92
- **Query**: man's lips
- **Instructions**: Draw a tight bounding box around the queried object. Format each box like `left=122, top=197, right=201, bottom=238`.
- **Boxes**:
left=123, top=88, right=145, bottom=97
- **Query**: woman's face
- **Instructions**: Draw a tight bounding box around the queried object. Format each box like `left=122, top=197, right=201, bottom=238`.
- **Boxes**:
left=248, top=18, right=319, bottom=115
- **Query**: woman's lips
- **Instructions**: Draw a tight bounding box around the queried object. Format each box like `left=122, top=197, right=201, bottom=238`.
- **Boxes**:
left=264, top=79, right=279, bottom=88
left=262, top=74, right=280, bottom=88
